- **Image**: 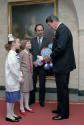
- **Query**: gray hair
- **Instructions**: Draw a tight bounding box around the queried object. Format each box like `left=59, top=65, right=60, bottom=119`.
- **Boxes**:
left=46, top=15, right=59, bottom=23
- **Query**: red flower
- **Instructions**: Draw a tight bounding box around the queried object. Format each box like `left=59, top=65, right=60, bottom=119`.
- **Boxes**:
left=41, top=59, right=45, bottom=63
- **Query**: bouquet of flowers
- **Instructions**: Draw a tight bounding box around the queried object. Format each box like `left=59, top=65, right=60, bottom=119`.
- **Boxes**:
left=35, top=43, right=53, bottom=70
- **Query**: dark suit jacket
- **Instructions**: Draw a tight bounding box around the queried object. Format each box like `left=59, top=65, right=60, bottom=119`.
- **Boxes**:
left=31, top=37, right=50, bottom=61
left=50, top=23, right=76, bottom=73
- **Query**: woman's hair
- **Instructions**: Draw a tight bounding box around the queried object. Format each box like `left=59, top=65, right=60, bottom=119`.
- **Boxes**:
left=20, top=37, right=31, bottom=50
left=4, top=34, right=19, bottom=51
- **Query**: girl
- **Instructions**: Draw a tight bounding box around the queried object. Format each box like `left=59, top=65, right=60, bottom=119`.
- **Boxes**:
left=5, top=34, right=22, bottom=122
left=19, top=38, right=33, bottom=114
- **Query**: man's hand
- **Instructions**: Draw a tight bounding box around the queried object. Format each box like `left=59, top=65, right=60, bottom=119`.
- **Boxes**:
left=45, top=56, right=51, bottom=62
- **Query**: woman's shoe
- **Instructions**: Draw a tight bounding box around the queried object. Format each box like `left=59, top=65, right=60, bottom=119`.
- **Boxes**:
left=5, top=117, right=19, bottom=122
left=20, top=110, right=26, bottom=115
left=14, top=115, right=22, bottom=120
left=25, top=108, right=34, bottom=113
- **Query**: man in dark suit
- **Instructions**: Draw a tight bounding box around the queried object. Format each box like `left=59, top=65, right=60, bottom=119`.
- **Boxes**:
left=29, top=24, right=49, bottom=107
left=46, top=15, right=76, bottom=120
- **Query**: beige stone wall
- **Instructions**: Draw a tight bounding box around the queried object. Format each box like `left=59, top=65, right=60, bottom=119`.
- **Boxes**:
left=58, top=0, right=79, bottom=89
left=0, top=0, right=84, bottom=91
left=79, top=30, right=84, bottom=90
left=73, top=0, right=84, bottom=91
left=73, top=0, right=84, bottom=30
left=0, top=0, right=8, bottom=86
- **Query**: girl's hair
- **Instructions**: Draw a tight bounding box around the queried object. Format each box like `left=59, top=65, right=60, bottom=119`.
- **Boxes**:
left=5, top=35, right=18, bottom=51
left=20, top=37, right=31, bottom=50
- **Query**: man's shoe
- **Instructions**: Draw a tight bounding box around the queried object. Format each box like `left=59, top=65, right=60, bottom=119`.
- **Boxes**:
left=5, top=117, right=19, bottom=122
left=52, top=115, right=69, bottom=120
left=40, top=102, right=45, bottom=107
left=29, top=101, right=35, bottom=105
left=52, top=109, right=59, bottom=114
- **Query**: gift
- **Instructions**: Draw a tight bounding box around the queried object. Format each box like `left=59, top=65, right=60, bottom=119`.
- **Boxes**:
left=41, top=47, right=52, bottom=58
left=48, top=43, right=53, bottom=49
left=35, top=43, right=53, bottom=69
left=41, top=43, right=53, bottom=70
left=35, top=56, right=44, bottom=66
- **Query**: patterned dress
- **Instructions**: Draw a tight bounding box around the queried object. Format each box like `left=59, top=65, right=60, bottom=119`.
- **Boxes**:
left=19, top=49, right=33, bottom=92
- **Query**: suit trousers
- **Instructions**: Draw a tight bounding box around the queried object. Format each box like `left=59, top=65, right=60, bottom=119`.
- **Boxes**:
left=54, top=72, right=70, bottom=117
left=29, top=66, right=45, bottom=104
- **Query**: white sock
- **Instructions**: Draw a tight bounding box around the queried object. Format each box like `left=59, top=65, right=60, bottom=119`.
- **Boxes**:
left=6, top=103, right=15, bottom=119
left=24, top=92, right=30, bottom=109
left=11, top=103, right=17, bottom=117
left=20, top=92, right=25, bottom=112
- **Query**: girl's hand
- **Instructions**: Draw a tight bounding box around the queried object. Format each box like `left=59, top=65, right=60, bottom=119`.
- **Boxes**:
left=19, top=71, right=24, bottom=84
left=19, top=76, right=24, bottom=84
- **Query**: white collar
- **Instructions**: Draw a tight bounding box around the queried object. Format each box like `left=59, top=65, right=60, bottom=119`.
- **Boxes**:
left=56, top=22, right=62, bottom=30
left=37, top=36, right=43, bottom=41
left=24, top=49, right=29, bottom=54
left=9, top=49, right=17, bottom=55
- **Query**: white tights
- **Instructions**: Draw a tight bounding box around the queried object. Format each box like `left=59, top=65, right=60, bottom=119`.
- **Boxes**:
left=6, top=102, right=17, bottom=119
left=20, top=92, right=30, bottom=112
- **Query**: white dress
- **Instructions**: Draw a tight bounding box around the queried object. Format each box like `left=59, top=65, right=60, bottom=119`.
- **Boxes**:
left=5, top=50, right=20, bottom=102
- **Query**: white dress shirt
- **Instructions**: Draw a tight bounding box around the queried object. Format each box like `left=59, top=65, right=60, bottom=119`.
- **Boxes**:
left=37, top=37, right=43, bottom=46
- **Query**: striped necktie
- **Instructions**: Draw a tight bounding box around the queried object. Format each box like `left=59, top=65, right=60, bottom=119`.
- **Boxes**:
left=38, top=38, right=41, bottom=49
